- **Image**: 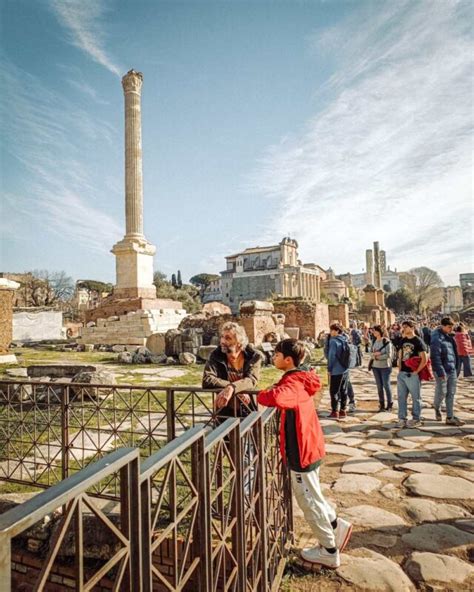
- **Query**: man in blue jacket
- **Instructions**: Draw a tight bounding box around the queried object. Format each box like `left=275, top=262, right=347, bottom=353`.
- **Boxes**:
left=327, top=323, right=349, bottom=420
left=430, top=317, right=464, bottom=426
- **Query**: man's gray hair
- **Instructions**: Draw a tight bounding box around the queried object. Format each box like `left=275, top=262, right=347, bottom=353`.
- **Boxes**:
left=221, top=322, right=249, bottom=348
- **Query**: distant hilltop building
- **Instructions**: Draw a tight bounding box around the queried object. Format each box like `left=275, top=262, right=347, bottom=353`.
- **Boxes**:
left=220, top=237, right=325, bottom=313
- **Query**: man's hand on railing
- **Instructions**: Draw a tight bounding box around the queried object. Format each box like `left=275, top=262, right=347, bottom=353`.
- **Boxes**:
left=214, top=384, right=234, bottom=410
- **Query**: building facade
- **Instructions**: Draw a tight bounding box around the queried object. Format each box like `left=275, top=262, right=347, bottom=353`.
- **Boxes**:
left=221, top=237, right=323, bottom=313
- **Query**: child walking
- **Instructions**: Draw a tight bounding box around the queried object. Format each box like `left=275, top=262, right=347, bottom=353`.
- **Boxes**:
left=257, top=339, right=352, bottom=568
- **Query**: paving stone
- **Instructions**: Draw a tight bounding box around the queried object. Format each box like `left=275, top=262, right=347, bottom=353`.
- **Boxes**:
left=395, top=462, right=444, bottom=474
left=380, top=483, right=403, bottom=500
left=370, top=411, right=399, bottom=422
left=367, top=430, right=393, bottom=439
left=436, top=455, right=474, bottom=469
left=341, top=505, right=407, bottom=531
left=405, top=551, right=474, bottom=585
left=453, top=518, right=474, bottom=534
left=337, top=548, right=415, bottom=591
left=402, top=523, right=474, bottom=552
left=322, top=424, right=343, bottom=435
left=331, top=436, right=365, bottom=446
left=401, top=499, right=472, bottom=523
left=404, top=473, right=474, bottom=499
left=332, top=475, right=382, bottom=495
left=395, top=450, right=430, bottom=460
left=369, top=533, right=398, bottom=548
left=325, top=444, right=367, bottom=457
left=372, top=451, right=399, bottom=461
left=341, top=458, right=386, bottom=474
left=453, top=468, right=474, bottom=482
left=418, top=424, right=462, bottom=436
left=388, top=439, right=419, bottom=449
left=396, top=429, right=434, bottom=442
left=360, top=443, right=387, bottom=452
left=424, top=443, right=466, bottom=453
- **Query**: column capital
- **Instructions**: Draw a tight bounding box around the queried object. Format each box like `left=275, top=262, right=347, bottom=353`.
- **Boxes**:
left=122, top=69, right=143, bottom=94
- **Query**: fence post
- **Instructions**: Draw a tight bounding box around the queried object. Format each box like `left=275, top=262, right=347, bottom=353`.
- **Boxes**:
left=229, top=422, right=246, bottom=592
left=166, top=389, right=175, bottom=442
left=256, top=416, right=269, bottom=591
left=129, top=456, right=142, bottom=591
left=192, top=435, right=210, bottom=591
left=61, top=385, right=70, bottom=480
left=140, top=477, right=152, bottom=592
left=121, top=457, right=142, bottom=592
left=0, top=535, right=11, bottom=592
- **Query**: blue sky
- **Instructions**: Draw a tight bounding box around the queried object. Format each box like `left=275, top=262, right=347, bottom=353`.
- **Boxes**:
left=0, top=0, right=472, bottom=287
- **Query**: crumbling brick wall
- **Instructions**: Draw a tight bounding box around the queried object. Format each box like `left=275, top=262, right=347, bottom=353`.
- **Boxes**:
left=273, top=300, right=329, bottom=339
left=0, top=289, right=14, bottom=353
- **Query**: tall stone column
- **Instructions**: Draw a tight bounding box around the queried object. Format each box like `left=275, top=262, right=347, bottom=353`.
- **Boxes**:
left=373, top=241, right=382, bottom=289
left=365, top=249, right=374, bottom=285
left=112, top=69, right=157, bottom=300
left=122, top=70, right=144, bottom=238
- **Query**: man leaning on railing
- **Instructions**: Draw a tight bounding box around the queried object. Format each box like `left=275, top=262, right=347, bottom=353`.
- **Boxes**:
left=202, top=322, right=264, bottom=423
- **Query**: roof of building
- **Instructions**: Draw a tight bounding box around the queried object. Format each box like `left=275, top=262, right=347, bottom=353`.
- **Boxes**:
left=226, top=245, right=280, bottom=259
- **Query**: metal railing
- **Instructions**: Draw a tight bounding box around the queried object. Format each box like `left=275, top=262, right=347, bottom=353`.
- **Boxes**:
left=0, top=380, right=255, bottom=496
left=0, top=447, right=141, bottom=592
left=0, top=409, right=292, bottom=591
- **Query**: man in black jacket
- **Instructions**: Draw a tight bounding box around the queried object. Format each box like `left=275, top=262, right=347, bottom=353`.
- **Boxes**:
left=202, top=322, right=263, bottom=419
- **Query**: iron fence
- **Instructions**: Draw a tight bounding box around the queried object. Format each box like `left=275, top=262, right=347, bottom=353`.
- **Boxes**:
left=0, top=408, right=292, bottom=591
left=0, top=380, right=255, bottom=495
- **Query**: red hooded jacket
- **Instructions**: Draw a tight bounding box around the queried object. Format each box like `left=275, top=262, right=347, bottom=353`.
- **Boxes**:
left=257, top=369, right=325, bottom=469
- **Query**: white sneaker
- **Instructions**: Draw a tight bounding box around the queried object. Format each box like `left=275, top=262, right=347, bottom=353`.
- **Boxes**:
left=396, top=419, right=407, bottom=429
left=334, top=518, right=353, bottom=551
left=300, top=546, right=340, bottom=568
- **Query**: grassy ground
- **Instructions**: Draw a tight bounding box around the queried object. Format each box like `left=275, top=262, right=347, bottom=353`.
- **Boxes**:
left=2, top=346, right=328, bottom=388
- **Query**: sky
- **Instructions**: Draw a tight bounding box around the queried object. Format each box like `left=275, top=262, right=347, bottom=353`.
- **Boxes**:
left=0, top=0, right=472, bottom=287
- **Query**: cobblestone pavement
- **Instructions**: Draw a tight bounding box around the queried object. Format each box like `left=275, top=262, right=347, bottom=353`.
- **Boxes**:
left=286, top=365, right=474, bottom=592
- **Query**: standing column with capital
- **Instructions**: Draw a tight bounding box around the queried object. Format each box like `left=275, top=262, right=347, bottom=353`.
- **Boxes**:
left=123, top=70, right=144, bottom=238
left=112, top=69, right=157, bottom=300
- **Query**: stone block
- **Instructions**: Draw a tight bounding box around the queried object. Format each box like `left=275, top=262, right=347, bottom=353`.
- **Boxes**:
left=146, top=333, right=166, bottom=355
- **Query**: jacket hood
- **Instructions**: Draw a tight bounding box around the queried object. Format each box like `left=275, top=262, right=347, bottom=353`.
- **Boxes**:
left=334, top=334, right=348, bottom=344
left=286, top=368, right=321, bottom=397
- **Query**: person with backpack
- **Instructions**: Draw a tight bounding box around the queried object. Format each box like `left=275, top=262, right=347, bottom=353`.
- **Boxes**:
left=369, top=325, right=394, bottom=412
left=430, top=317, right=465, bottom=426
left=327, top=323, right=350, bottom=419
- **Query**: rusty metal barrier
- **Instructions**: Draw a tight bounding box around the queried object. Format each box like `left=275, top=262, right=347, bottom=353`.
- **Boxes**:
left=0, top=381, right=293, bottom=590
left=0, top=380, right=255, bottom=494
left=0, top=447, right=141, bottom=592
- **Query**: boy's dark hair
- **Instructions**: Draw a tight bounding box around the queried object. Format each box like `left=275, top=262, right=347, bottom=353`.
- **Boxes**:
left=401, top=320, right=415, bottom=328
left=372, top=325, right=383, bottom=336
left=275, top=338, right=306, bottom=367
left=441, top=317, right=455, bottom=326
left=329, top=323, right=343, bottom=334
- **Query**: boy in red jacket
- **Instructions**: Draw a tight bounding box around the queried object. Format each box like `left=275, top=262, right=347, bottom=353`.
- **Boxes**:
left=257, top=339, right=352, bottom=568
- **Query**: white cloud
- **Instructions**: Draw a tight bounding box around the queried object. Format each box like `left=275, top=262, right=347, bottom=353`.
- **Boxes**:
left=250, top=0, right=473, bottom=285
left=49, top=0, right=122, bottom=77
left=0, top=59, right=122, bottom=253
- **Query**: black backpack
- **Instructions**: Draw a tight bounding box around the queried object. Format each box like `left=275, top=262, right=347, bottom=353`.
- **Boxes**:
left=337, top=340, right=352, bottom=369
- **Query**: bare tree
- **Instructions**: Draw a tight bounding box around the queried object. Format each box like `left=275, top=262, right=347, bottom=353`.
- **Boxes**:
left=409, top=267, right=444, bottom=313
left=27, top=270, right=74, bottom=306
